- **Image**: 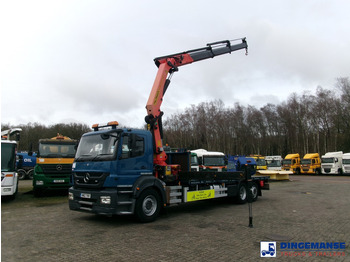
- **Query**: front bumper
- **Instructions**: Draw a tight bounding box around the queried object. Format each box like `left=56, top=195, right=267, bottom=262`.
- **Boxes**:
left=68, top=187, right=135, bottom=216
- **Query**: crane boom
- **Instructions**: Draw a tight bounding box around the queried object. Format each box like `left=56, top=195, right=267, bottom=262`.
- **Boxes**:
left=145, top=38, right=248, bottom=168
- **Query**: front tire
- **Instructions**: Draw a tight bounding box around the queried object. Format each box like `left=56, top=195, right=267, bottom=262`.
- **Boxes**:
left=135, top=189, right=161, bottom=223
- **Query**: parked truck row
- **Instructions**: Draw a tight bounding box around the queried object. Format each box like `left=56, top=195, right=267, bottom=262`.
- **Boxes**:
left=281, top=152, right=348, bottom=175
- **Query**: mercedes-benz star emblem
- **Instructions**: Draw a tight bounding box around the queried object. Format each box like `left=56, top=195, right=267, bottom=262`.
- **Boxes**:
left=84, top=173, right=91, bottom=183
left=56, top=165, right=63, bottom=171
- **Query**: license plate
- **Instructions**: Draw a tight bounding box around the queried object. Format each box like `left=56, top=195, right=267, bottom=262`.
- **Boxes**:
left=53, top=179, right=65, bottom=183
left=80, top=193, right=91, bottom=199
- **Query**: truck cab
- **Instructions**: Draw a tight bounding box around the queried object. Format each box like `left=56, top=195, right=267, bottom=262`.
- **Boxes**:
left=300, top=153, right=321, bottom=175
left=227, top=155, right=256, bottom=175
left=342, top=153, right=350, bottom=175
left=69, top=124, right=155, bottom=216
left=321, top=151, right=343, bottom=175
left=1, top=128, right=22, bottom=199
left=282, top=153, right=301, bottom=174
left=33, top=134, right=77, bottom=196
left=251, top=155, right=267, bottom=170
left=1, top=141, right=19, bottom=199
left=191, top=149, right=226, bottom=172
left=265, top=156, right=283, bottom=171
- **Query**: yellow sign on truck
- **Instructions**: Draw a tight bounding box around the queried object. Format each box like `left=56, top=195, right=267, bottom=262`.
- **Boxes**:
left=187, top=189, right=215, bottom=202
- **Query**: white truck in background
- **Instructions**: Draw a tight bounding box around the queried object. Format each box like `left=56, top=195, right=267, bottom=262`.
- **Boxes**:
left=1, top=128, right=22, bottom=199
left=265, top=155, right=283, bottom=171
left=341, top=153, right=350, bottom=175
left=191, top=149, right=226, bottom=172
left=321, top=151, right=343, bottom=175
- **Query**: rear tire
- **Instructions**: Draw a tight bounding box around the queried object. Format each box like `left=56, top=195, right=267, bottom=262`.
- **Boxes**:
left=18, top=169, right=26, bottom=180
left=27, top=169, right=34, bottom=180
left=135, top=189, right=161, bottom=223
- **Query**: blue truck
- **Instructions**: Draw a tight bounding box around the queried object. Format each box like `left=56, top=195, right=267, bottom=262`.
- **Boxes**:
left=16, top=152, right=37, bottom=180
left=68, top=38, right=270, bottom=222
left=227, top=155, right=263, bottom=201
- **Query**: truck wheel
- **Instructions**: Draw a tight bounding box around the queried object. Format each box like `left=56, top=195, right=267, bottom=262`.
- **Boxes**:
left=18, top=169, right=26, bottom=180
left=250, top=183, right=258, bottom=202
left=135, top=189, right=161, bottom=223
left=27, top=169, right=34, bottom=180
left=236, top=183, right=247, bottom=204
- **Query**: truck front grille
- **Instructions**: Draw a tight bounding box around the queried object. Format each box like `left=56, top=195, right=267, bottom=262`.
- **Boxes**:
left=73, top=172, right=109, bottom=189
left=39, top=164, right=73, bottom=174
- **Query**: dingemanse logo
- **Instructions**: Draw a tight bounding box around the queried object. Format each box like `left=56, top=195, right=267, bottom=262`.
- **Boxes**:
left=260, top=242, right=276, bottom=257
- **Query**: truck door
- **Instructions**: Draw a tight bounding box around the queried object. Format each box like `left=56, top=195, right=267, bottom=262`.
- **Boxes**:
left=117, top=133, right=153, bottom=185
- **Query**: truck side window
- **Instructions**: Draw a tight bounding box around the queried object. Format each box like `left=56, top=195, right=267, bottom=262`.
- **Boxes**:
left=132, top=136, right=144, bottom=157
left=121, top=135, right=144, bottom=159
left=121, top=136, right=130, bottom=159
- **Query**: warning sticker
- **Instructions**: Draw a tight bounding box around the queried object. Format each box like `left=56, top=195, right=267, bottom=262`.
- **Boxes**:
left=187, top=189, right=215, bottom=202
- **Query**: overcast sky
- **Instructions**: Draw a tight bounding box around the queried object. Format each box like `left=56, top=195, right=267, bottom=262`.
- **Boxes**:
left=1, top=0, right=349, bottom=128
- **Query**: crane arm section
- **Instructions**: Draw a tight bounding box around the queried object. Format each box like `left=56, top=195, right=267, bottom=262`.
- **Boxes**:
left=145, top=38, right=248, bottom=166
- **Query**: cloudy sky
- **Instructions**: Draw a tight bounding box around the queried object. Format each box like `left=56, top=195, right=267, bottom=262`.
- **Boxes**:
left=1, top=0, right=349, bottom=128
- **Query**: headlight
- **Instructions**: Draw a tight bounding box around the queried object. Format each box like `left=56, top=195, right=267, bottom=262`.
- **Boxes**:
left=100, top=196, right=111, bottom=205
left=68, top=192, right=74, bottom=200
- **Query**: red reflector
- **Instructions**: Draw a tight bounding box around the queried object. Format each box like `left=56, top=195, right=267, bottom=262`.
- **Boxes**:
left=260, top=181, right=264, bottom=187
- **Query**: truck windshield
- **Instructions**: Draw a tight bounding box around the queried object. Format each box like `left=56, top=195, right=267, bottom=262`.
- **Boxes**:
left=343, top=159, right=350, bottom=164
left=266, top=160, right=281, bottom=167
left=321, top=158, right=334, bottom=163
left=256, top=159, right=266, bottom=166
left=39, top=142, right=76, bottom=158
left=75, top=133, right=119, bottom=161
left=282, top=159, right=292, bottom=165
left=191, top=154, right=199, bottom=166
left=1, top=143, right=16, bottom=172
left=301, top=159, right=311, bottom=165
left=203, top=156, right=225, bottom=166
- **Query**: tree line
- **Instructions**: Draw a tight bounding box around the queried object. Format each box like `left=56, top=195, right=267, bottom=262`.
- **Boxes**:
left=1, top=123, right=91, bottom=152
left=2, top=77, right=349, bottom=157
left=162, top=77, right=350, bottom=156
